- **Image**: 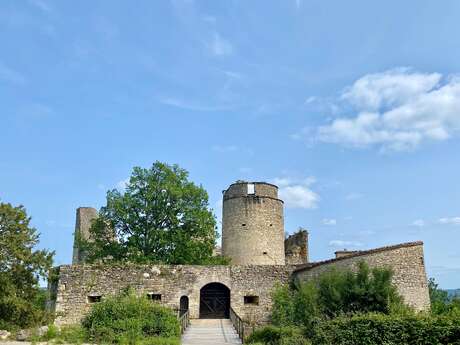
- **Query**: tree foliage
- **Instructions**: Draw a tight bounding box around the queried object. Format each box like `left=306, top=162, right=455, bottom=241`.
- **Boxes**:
left=271, top=261, right=404, bottom=334
left=310, top=313, right=460, bottom=345
left=317, top=261, right=402, bottom=317
left=0, top=202, right=54, bottom=329
left=83, top=162, right=224, bottom=265
left=429, top=277, right=460, bottom=316
left=82, top=290, right=180, bottom=344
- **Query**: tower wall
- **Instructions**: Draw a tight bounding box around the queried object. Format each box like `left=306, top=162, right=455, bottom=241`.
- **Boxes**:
left=222, top=182, right=285, bottom=265
left=72, top=207, right=98, bottom=264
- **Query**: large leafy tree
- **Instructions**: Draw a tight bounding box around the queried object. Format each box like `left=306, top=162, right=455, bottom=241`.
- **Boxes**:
left=84, top=162, right=222, bottom=264
left=0, top=202, right=54, bottom=329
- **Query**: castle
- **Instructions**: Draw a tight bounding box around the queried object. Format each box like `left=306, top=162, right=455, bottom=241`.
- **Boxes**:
left=50, top=181, right=430, bottom=326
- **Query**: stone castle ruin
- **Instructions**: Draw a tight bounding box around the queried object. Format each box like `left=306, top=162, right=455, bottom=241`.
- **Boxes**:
left=50, top=181, right=430, bottom=326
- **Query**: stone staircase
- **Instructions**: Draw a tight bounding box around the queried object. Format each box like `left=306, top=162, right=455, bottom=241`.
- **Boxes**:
left=181, top=319, right=242, bottom=345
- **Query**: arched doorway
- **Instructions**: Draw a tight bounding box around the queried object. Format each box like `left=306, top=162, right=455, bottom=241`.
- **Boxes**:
left=199, top=282, right=230, bottom=319
left=179, top=296, right=189, bottom=317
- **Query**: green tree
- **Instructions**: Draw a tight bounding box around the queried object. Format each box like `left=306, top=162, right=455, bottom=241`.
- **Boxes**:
left=84, top=162, right=223, bottom=264
left=318, top=262, right=402, bottom=317
left=270, top=261, right=404, bottom=333
left=0, top=202, right=54, bottom=329
left=428, top=277, right=460, bottom=315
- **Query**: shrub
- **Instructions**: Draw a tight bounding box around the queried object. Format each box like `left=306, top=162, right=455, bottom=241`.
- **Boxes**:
left=271, top=262, right=405, bottom=337
left=271, top=284, right=295, bottom=326
left=54, top=325, right=87, bottom=344
left=317, top=261, right=403, bottom=317
left=81, top=291, right=180, bottom=344
left=311, top=313, right=460, bottom=345
left=292, top=281, right=321, bottom=335
left=137, top=337, right=180, bottom=345
left=41, top=324, right=59, bottom=341
left=429, top=277, right=460, bottom=316
left=246, top=326, right=311, bottom=345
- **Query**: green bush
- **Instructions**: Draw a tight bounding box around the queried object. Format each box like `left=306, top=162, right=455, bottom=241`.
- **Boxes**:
left=41, top=324, right=59, bottom=341
left=429, top=277, right=460, bottom=316
left=292, top=281, right=321, bottom=336
left=53, top=325, right=87, bottom=344
left=311, top=313, right=460, bottom=345
left=270, top=262, right=404, bottom=336
left=246, top=326, right=311, bottom=345
left=137, top=337, right=180, bottom=345
left=81, top=291, right=180, bottom=344
left=317, top=261, right=402, bottom=317
left=271, top=284, right=295, bottom=326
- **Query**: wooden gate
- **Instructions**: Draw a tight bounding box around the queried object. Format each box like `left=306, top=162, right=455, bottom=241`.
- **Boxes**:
left=199, top=283, right=230, bottom=319
left=179, top=296, right=189, bottom=317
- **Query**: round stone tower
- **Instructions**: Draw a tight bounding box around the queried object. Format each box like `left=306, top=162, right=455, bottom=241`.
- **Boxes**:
left=222, top=181, right=285, bottom=265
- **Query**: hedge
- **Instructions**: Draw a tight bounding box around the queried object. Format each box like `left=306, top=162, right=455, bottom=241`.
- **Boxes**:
left=311, top=313, right=460, bottom=345
left=81, top=292, right=180, bottom=344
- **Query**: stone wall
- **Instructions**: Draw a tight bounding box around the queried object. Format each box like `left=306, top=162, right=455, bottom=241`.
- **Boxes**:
left=294, top=241, right=430, bottom=311
left=222, top=182, right=285, bottom=265
left=52, top=264, right=294, bottom=326
left=72, top=207, right=98, bottom=264
left=285, top=229, right=308, bottom=265
left=334, top=250, right=360, bottom=258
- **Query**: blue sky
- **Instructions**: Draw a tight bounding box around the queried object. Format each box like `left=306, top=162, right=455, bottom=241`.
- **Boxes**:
left=1, top=0, right=460, bottom=288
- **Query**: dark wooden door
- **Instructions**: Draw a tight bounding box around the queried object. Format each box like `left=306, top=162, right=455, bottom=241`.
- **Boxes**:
left=179, top=296, right=189, bottom=317
left=200, top=283, right=230, bottom=318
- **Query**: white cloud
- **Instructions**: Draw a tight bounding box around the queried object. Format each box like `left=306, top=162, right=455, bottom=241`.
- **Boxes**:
left=439, top=217, right=460, bottom=225
left=313, top=68, right=460, bottom=151
left=273, top=177, right=319, bottom=209
left=210, top=32, right=233, bottom=56
left=0, top=61, right=26, bottom=85
left=329, top=240, right=363, bottom=248
left=412, top=219, right=425, bottom=227
left=322, top=218, right=337, bottom=226
left=117, top=178, right=129, bottom=191
left=429, top=265, right=460, bottom=276
left=341, top=68, right=441, bottom=111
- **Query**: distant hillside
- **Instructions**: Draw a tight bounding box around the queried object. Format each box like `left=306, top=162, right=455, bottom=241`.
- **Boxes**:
left=446, top=289, right=460, bottom=299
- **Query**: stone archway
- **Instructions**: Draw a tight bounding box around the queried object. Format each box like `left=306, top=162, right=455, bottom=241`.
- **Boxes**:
left=199, top=282, right=230, bottom=319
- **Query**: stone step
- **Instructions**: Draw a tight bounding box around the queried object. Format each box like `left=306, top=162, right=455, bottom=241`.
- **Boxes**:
left=181, top=319, right=242, bottom=345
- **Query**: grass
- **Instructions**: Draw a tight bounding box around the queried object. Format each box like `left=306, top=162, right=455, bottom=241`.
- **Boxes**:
left=30, top=324, right=180, bottom=345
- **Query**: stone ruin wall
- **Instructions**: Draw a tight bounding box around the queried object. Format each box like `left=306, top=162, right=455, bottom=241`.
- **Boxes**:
left=52, top=264, right=294, bottom=326
left=294, top=241, right=431, bottom=311
left=72, top=207, right=98, bottom=265
left=285, top=229, right=309, bottom=265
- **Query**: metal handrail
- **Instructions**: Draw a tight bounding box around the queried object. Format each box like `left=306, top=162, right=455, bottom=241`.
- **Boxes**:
left=230, top=307, right=245, bottom=343
left=178, top=309, right=190, bottom=334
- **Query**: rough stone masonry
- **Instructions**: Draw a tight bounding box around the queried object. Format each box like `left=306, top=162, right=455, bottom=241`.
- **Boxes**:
left=49, top=181, right=430, bottom=326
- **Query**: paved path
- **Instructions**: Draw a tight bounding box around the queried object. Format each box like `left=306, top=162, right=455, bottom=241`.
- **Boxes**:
left=181, top=319, right=242, bottom=345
